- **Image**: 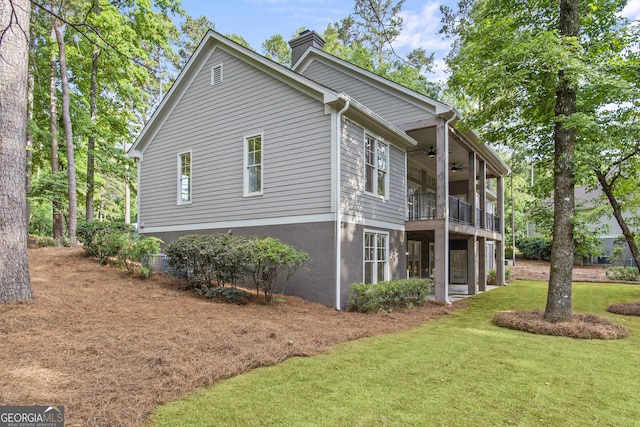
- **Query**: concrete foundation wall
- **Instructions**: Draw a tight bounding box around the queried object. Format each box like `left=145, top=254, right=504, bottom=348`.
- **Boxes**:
left=148, top=221, right=337, bottom=307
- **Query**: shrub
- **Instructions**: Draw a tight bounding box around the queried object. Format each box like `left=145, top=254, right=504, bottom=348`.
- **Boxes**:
left=487, top=269, right=512, bottom=285
left=165, top=234, right=254, bottom=289
left=605, top=266, right=640, bottom=282
left=487, top=269, right=497, bottom=285
left=248, top=237, right=309, bottom=303
left=212, top=234, right=254, bottom=287
left=117, top=235, right=163, bottom=278
left=516, top=236, right=552, bottom=260
left=166, top=234, right=308, bottom=303
left=165, top=234, right=218, bottom=288
left=34, top=236, right=55, bottom=247
left=195, top=286, right=250, bottom=304
left=78, top=221, right=135, bottom=263
left=349, top=278, right=433, bottom=313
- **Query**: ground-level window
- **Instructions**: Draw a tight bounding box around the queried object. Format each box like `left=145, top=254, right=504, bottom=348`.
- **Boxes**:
left=364, top=133, right=388, bottom=198
left=364, top=231, right=388, bottom=284
left=244, top=133, right=263, bottom=196
left=177, top=151, right=191, bottom=204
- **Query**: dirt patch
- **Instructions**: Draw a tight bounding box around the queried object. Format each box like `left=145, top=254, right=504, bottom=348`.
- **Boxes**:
left=509, top=259, right=610, bottom=282
left=607, top=302, right=640, bottom=316
left=0, top=247, right=456, bottom=426
left=493, top=310, right=629, bottom=340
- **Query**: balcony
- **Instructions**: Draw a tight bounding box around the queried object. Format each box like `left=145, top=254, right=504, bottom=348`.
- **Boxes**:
left=407, top=193, right=501, bottom=232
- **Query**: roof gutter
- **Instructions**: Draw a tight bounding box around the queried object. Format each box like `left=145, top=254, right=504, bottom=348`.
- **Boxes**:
left=334, top=96, right=350, bottom=310
left=442, top=112, right=456, bottom=305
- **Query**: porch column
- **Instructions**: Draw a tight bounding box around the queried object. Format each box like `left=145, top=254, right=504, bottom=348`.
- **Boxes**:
left=479, top=236, right=487, bottom=291
left=468, top=151, right=477, bottom=226
left=434, top=119, right=449, bottom=303
left=467, top=236, right=477, bottom=295
left=479, top=160, right=486, bottom=229
left=496, top=175, right=505, bottom=285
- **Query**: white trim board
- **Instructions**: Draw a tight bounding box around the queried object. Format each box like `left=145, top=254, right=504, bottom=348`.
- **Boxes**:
left=140, top=213, right=406, bottom=234
left=140, top=213, right=336, bottom=234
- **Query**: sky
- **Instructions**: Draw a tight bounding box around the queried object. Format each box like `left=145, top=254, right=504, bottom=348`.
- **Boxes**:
left=179, top=0, right=640, bottom=82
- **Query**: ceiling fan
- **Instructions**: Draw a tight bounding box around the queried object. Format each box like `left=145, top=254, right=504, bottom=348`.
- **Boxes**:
left=449, top=163, right=467, bottom=172
left=408, top=147, right=444, bottom=158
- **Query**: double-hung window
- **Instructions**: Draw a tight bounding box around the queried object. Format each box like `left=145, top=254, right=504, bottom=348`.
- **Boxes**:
left=244, top=134, right=263, bottom=196
left=177, top=151, right=191, bottom=204
left=364, top=133, right=388, bottom=198
left=364, top=231, right=388, bottom=284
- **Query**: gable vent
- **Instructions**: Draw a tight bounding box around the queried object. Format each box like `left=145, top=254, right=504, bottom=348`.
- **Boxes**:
left=211, top=64, right=223, bottom=86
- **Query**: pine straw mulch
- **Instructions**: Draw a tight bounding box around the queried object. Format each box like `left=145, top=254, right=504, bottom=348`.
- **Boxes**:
left=0, top=247, right=457, bottom=427
left=493, top=309, right=629, bottom=340
left=607, top=302, right=640, bottom=316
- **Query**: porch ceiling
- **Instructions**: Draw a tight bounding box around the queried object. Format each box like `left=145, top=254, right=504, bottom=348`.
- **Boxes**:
left=405, top=127, right=502, bottom=180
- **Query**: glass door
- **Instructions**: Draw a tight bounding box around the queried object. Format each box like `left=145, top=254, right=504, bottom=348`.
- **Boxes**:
left=450, top=250, right=467, bottom=284
left=407, top=183, right=421, bottom=220
left=429, top=242, right=435, bottom=278
left=407, top=240, right=421, bottom=278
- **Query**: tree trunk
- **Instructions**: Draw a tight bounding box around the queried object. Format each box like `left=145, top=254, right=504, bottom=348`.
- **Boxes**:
left=53, top=20, right=77, bottom=247
left=0, top=0, right=33, bottom=302
left=50, top=41, right=64, bottom=246
left=545, top=0, right=579, bottom=323
left=26, top=35, right=35, bottom=235
left=595, top=170, right=640, bottom=274
left=86, top=43, right=99, bottom=222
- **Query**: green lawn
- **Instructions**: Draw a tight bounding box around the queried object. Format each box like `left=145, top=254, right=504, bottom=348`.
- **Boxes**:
left=149, top=281, right=640, bottom=427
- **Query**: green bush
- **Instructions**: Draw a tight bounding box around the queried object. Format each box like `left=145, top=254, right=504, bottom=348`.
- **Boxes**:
left=605, top=266, right=640, bottom=282
left=33, top=236, right=55, bottom=247
left=516, top=236, right=552, bottom=260
left=165, top=234, right=216, bottom=288
left=195, top=286, right=250, bottom=304
left=166, top=234, right=309, bottom=304
left=117, top=235, right=163, bottom=278
left=78, top=221, right=135, bottom=263
left=349, top=278, right=433, bottom=313
left=488, top=268, right=512, bottom=285
left=247, top=237, right=309, bottom=303
left=165, top=234, right=254, bottom=289
left=77, top=222, right=160, bottom=276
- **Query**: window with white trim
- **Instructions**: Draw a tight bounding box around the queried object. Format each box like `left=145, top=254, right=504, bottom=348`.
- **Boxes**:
left=364, top=133, right=388, bottom=198
left=244, top=134, right=263, bottom=196
left=364, top=231, right=388, bottom=284
left=177, top=151, right=191, bottom=204
left=211, top=63, right=223, bottom=86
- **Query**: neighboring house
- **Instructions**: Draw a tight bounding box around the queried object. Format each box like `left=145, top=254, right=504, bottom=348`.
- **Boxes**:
left=128, top=30, right=510, bottom=309
left=575, top=186, right=637, bottom=266
left=526, top=184, right=638, bottom=267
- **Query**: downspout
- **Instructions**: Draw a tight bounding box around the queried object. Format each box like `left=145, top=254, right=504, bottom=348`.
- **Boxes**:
left=443, top=113, right=455, bottom=305
left=335, top=97, right=350, bottom=310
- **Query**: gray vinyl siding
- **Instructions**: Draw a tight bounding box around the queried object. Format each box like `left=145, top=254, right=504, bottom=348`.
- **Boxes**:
left=340, top=118, right=406, bottom=225
left=302, top=60, right=434, bottom=125
left=139, top=47, right=333, bottom=228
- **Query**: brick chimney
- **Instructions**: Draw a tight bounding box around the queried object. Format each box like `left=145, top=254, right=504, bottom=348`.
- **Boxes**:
left=288, top=30, right=325, bottom=66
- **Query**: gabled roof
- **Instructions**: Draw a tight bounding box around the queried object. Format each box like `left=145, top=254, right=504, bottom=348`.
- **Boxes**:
left=128, top=30, right=417, bottom=159
left=292, top=47, right=510, bottom=176
left=292, top=47, right=455, bottom=118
